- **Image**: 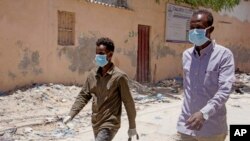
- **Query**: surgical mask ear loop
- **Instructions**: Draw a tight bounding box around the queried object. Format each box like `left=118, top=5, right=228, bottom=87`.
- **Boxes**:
left=204, top=26, right=211, bottom=35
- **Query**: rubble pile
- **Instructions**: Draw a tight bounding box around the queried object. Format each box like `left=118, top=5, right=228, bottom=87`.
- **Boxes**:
left=155, top=77, right=183, bottom=88
left=0, top=79, right=183, bottom=141
left=228, top=73, right=250, bottom=109
left=129, top=78, right=183, bottom=104
left=0, top=72, right=250, bottom=140
left=233, top=73, right=250, bottom=94
left=0, top=84, right=92, bottom=141
left=154, top=77, right=183, bottom=94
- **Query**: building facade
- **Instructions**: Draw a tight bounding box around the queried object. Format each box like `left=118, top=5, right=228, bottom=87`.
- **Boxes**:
left=0, top=0, right=250, bottom=92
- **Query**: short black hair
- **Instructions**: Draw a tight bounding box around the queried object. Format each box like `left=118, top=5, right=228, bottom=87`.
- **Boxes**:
left=96, top=37, right=115, bottom=52
left=193, top=9, right=214, bottom=26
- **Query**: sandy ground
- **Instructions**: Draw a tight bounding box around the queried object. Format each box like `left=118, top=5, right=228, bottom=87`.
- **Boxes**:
left=57, top=93, right=250, bottom=141
left=1, top=74, right=250, bottom=141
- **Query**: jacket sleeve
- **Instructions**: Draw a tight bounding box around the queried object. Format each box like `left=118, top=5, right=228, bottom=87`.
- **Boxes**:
left=200, top=51, right=235, bottom=118
left=69, top=77, right=92, bottom=118
left=118, top=75, right=136, bottom=129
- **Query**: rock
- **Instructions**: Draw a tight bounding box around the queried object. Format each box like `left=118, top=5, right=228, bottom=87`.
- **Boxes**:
left=23, top=127, right=33, bottom=134
left=136, top=106, right=145, bottom=110
left=46, top=106, right=54, bottom=109
left=232, top=104, right=241, bottom=108
left=44, top=117, right=54, bottom=123
left=66, top=122, right=75, bottom=129
left=235, top=88, right=244, bottom=94
left=57, top=122, right=67, bottom=129
left=53, top=84, right=63, bottom=90
left=61, top=99, right=67, bottom=103
left=134, top=95, right=146, bottom=101
left=155, top=116, right=162, bottom=120
left=16, top=90, right=22, bottom=94
left=156, top=93, right=163, bottom=101
left=3, top=128, right=17, bottom=135
left=0, top=137, right=14, bottom=141
left=69, top=86, right=77, bottom=91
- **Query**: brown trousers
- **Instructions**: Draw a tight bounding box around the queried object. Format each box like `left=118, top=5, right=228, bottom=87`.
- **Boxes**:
left=175, top=132, right=227, bottom=141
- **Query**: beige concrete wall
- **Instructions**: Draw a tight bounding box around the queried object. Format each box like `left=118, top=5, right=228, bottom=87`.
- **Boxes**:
left=213, top=0, right=250, bottom=72
left=0, top=0, right=53, bottom=92
left=0, top=0, right=250, bottom=92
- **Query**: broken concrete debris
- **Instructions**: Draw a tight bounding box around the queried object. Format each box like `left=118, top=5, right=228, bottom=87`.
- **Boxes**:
left=1, top=73, right=249, bottom=140
left=233, top=73, right=250, bottom=94
left=0, top=77, right=183, bottom=140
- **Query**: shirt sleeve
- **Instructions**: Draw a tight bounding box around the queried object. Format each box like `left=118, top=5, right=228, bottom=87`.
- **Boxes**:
left=200, top=51, right=235, bottom=118
left=118, top=75, right=136, bottom=129
left=69, top=77, right=92, bottom=118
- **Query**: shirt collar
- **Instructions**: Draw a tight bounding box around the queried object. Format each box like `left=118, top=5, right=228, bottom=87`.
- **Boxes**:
left=193, top=40, right=215, bottom=57
left=95, top=63, right=115, bottom=77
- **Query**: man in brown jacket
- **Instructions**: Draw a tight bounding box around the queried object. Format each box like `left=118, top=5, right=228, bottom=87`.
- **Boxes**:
left=63, top=37, right=138, bottom=141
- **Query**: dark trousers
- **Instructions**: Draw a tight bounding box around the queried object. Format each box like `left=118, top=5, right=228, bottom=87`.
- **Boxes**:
left=95, top=128, right=117, bottom=141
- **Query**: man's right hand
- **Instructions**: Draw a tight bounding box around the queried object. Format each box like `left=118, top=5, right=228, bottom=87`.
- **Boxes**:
left=63, top=115, right=72, bottom=124
left=185, top=111, right=205, bottom=131
left=128, top=129, right=139, bottom=141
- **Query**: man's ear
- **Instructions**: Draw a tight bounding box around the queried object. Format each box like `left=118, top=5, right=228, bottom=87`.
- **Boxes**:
left=109, top=52, right=113, bottom=57
left=107, top=52, right=113, bottom=60
left=210, top=26, right=214, bottom=33
left=206, top=26, right=214, bottom=38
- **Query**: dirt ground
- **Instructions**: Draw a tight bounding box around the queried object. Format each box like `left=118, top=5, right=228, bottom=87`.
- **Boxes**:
left=1, top=74, right=250, bottom=141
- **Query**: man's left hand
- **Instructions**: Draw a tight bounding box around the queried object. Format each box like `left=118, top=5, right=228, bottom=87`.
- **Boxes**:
left=185, top=111, right=205, bottom=131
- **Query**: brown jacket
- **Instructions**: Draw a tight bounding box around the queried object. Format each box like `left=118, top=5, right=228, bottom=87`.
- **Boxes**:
left=69, top=64, right=136, bottom=134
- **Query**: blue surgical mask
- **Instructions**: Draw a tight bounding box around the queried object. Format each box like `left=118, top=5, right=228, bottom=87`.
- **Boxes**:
left=188, top=27, right=210, bottom=46
left=95, top=54, right=108, bottom=67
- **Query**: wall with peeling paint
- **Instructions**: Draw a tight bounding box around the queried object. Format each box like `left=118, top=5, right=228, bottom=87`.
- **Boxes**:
left=0, top=0, right=250, bottom=92
left=0, top=0, right=49, bottom=92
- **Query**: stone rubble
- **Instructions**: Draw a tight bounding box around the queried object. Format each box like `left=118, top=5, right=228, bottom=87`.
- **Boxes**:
left=0, top=73, right=249, bottom=140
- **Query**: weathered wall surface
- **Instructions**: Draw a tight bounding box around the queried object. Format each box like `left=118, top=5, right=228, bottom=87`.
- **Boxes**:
left=214, top=1, right=250, bottom=71
left=0, top=0, right=50, bottom=92
left=0, top=0, right=249, bottom=92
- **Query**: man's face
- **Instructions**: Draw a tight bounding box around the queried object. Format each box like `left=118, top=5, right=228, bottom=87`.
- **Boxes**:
left=190, top=13, right=208, bottom=29
left=190, top=13, right=212, bottom=38
left=96, top=44, right=112, bottom=61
